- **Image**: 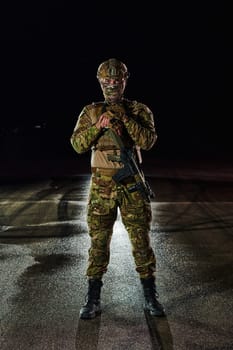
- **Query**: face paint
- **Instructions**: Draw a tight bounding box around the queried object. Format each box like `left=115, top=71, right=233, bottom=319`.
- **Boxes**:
left=100, top=77, right=127, bottom=103
left=97, top=59, right=129, bottom=103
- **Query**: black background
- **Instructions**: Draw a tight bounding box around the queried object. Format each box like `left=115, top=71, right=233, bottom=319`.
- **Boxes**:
left=0, top=1, right=228, bottom=168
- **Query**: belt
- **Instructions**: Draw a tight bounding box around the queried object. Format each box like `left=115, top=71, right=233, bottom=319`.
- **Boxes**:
left=91, top=167, right=118, bottom=176
left=91, top=167, right=135, bottom=184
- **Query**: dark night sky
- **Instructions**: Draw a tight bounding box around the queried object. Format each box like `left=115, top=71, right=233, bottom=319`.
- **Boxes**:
left=0, top=1, right=228, bottom=163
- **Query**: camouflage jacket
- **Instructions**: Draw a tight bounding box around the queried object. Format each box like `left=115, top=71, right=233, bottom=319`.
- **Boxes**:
left=70, top=98, right=157, bottom=169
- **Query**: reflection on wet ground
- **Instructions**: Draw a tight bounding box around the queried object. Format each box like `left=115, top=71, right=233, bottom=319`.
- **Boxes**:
left=0, top=175, right=233, bottom=349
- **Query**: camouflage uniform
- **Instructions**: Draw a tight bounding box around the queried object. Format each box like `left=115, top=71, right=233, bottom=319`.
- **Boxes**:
left=71, top=98, right=157, bottom=279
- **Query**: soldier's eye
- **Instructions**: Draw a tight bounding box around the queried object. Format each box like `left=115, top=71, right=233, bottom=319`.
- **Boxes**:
left=101, top=78, right=122, bottom=85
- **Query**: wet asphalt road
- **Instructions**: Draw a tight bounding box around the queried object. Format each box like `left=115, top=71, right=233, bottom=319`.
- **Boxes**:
left=0, top=175, right=233, bottom=350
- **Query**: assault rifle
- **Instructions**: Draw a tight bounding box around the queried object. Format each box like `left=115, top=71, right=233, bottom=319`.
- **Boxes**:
left=105, top=128, right=155, bottom=202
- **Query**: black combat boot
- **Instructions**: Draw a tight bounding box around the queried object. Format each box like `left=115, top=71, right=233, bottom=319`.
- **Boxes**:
left=141, top=277, right=165, bottom=316
left=79, top=279, right=103, bottom=320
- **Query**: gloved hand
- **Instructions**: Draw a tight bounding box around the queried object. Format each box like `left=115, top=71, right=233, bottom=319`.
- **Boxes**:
left=108, top=117, right=124, bottom=136
left=107, top=104, right=126, bottom=120
left=96, top=111, right=125, bottom=135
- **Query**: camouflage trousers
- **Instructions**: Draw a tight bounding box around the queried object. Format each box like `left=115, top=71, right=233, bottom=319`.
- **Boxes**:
left=86, top=171, right=156, bottom=279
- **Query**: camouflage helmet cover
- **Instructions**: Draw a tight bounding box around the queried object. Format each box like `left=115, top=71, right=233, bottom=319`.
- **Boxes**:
left=97, top=58, right=129, bottom=80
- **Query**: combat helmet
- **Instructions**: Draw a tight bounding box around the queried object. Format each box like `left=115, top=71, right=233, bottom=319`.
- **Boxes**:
left=97, top=58, right=129, bottom=80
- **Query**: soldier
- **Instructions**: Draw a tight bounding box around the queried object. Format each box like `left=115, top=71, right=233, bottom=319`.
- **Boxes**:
left=70, top=58, right=165, bottom=319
